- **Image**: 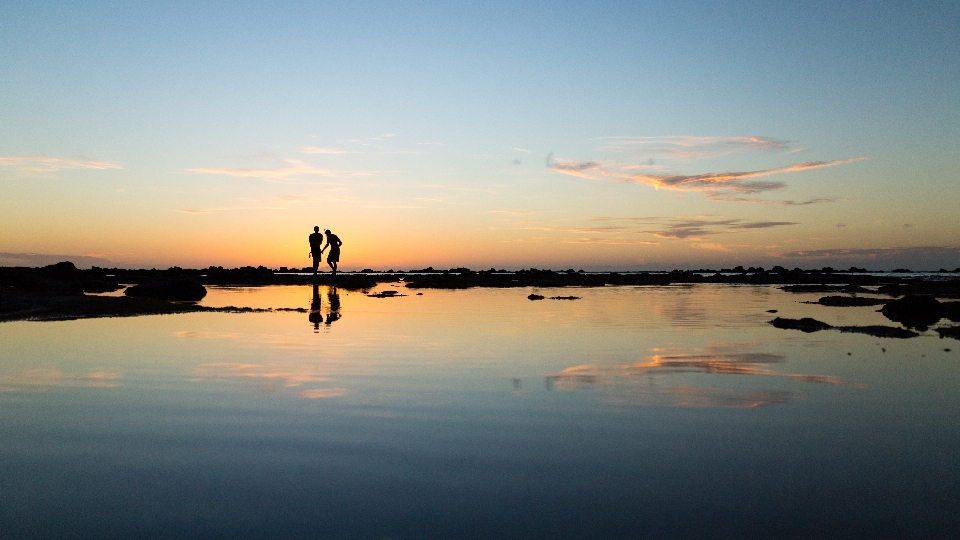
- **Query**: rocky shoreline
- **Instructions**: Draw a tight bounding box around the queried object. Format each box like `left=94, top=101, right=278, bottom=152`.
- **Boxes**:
left=3, top=262, right=960, bottom=336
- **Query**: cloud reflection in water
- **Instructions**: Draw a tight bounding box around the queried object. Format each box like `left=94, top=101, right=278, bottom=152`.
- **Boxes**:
left=0, top=369, right=122, bottom=392
left=547, top=346, right=862, bottom=408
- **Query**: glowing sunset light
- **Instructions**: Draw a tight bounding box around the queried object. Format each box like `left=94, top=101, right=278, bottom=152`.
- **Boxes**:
left=1, top=2, right=958, bottom=270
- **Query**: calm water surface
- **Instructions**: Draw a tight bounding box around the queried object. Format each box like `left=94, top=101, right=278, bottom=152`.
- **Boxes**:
left=2, top=284, right=959, bottom=539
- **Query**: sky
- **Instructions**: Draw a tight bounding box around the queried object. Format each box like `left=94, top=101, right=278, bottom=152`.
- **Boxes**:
left=2, top=1, right=959, bottom=271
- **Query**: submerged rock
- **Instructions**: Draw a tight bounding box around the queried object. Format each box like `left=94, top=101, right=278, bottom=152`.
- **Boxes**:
left=816, top=296, right=888, bottom=307
left=780, top=284, right=873, bottom=294
left=936, top=326, right=960, bottom=340
left=769, top=317, right=833, bottom=332
left=367, top=290, right=403, bottom=298
left=835, top=325, right=919, bottom=339
left=124, top=279, right=207, bottom=301
left=770, top=317, right=920, bottom=339
left=880, top=295, right=943, bottom=330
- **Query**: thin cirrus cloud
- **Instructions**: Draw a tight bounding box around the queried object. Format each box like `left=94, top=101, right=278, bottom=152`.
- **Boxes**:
left=548, top=153, right=865, bottom=203
left=563, top=238, right=660, bottom=245
left=188, top=160, right=371, bottom=181
left=586, top=215, right=799, bottom=240
left=598, top=135, right=791, bottom=157
left=0, top=155, right=123, bottom=172
left=175, top=205, right=288, bottom=214
left=642, top=218, right=798, bottom=239
left=299, top=147, right=353, bottom=154
left=776, top=246, right=960, bottom=260
left=512, top=216, right=797, bottom=242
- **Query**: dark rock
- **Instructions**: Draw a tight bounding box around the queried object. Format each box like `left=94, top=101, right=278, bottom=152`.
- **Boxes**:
left=2, top=261, right=85, bottom=295
left=835, top=325, right=920, bottom=339
left=367, top=290, right=402, bottom=298
left=766, top=309, right=778, bottom=313
left=816, top=296, right=888, bottom=307
left=880, top=295, right=942, bottom=330
left=936, top=326, right=960, bottom=340
left=877, top=280, right=960, bottom=298
left=528, top=294, right=545, bottom=300
left=769, top=317, right=833, bottom=333
left=939, top=301, right=960, bottom=322
left=124, top=279, right=207, bottom=301
left=40, top=261, right=82, bottom=280
left=770, top=317, right=920, bottom=339
left=780, top=284, right=872, bottom=294
left=549, top=296, right=580, bottom=300
left=82, top=279, right=122, bottom=293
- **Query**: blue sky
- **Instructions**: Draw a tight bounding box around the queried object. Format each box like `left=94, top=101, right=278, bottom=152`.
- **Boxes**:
left=2, top=1, right=959, bottom=269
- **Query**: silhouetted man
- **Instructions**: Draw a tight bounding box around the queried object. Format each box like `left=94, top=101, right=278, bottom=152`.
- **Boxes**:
left=321, top=229, right=342, bottom=275
left=308, top=226, right=324, bottom=277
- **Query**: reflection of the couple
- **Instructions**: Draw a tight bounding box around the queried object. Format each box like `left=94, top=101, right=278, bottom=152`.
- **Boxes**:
left=309, top=283, right=341, bottom=331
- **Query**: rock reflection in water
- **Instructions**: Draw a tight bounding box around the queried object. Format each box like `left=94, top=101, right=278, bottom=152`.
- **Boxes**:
left=546, top=345, right=859, bottom=408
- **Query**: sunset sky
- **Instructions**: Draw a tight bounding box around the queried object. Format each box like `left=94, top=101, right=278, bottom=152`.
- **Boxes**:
left=2, top=1, right=959, bottom=270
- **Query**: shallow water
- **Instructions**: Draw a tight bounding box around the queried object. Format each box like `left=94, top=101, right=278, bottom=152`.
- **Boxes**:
left=2, top=284, right=959, bottom=539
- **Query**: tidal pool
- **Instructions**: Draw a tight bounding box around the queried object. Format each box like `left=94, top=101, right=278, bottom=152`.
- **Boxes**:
left=2, top=284, right=958, bottom=539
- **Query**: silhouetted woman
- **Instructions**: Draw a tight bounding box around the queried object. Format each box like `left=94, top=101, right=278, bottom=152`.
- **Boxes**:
left=322, top=229, right=343, bottom=275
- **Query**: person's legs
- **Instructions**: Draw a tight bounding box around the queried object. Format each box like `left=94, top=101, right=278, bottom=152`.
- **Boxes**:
left=327, top=251, right=339, bottom=275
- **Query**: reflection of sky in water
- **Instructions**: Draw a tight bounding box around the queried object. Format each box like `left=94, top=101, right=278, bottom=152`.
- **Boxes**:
left=1, top=285, right=959, bottom=538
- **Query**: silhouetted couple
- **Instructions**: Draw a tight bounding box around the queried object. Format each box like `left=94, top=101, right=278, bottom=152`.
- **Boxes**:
left=308, top=226, right=343, bottom=276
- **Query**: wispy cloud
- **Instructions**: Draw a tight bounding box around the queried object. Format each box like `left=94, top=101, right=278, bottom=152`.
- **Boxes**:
left=599, top=135, right=790, bottom=157
left=563, top=238, right=659, bottom=245
left=548, top=152, right=865, bottom=202
left=690, top=242, right=734, bottom=252
left=188, top=159, right=371, bottom=181
left=603, top=216, right=797, bottom=240
left=772, top=197, right=839, bottom=206
left=627, top=159, right=863, bottom=197
left=300, top=147, right=352, bottom=154
left=418, top=183, right=500, bottom=195
left=489, top=209, right=539, bottom=215
left=512, top=147, right=532, bottom=153
left=175, top=205, right=286, bottom=214
left=0, top=155, right=123, bottom=172
left=776, top=246, right=960, bottom=260
left=299, top=388, right=349, bottom=399
left=512, top=215, right=798, bottom=242
left=514, top=225, right=629, bottom=234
